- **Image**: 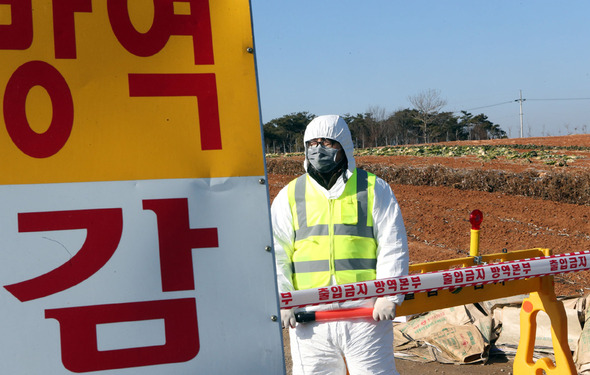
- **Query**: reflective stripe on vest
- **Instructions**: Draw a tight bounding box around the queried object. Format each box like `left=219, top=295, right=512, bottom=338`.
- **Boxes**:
left=293, top=169, right=373, bottom=239
left=293, top=258, right=378, bottom=273
left=288, top=168, right=377, bottom=290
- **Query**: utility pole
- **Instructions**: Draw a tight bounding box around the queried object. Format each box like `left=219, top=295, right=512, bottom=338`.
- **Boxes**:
left=515, top=90, right=526, bottom=138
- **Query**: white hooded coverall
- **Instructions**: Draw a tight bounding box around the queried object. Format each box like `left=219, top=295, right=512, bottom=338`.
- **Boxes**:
left=271, top=115, right=409, bottom=375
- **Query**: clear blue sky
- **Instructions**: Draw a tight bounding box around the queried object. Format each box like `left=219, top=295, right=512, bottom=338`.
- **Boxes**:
left=250, top=1, right=590, bottom=138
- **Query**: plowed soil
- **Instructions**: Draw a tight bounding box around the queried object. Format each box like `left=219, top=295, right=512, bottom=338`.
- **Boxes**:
left=269, top=134, right=590, bottom=375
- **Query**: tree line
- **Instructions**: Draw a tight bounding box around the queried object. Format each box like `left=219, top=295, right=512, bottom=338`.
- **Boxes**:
left=263, top=90, right=507, bottom=154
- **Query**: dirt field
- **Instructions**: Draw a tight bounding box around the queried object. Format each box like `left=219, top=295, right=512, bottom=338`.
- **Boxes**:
left=268, top=134, right=590, bottom=374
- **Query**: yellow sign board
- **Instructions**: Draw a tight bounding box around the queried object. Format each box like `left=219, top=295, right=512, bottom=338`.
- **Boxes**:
left=0, top=0, right=264, bottom=184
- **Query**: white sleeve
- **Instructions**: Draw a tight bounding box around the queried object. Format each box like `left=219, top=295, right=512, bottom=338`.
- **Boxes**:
left=373, top=177, right=410, bottom=306
left=271, top=185, right=296, bottom=295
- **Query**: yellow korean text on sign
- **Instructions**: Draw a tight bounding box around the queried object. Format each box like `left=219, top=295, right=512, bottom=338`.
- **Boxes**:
left=0, top=0, right=264, bottom=184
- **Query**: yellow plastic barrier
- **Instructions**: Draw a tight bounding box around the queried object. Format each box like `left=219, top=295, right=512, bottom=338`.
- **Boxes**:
left=513, top=276, right=577, bottom=374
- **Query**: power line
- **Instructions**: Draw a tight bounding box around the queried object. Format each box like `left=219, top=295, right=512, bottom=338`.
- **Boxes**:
left=465, top=98, right=590, bottom=111
left=527, top=97, right=590, bottom=101
left=462, top=95, right=590, bottom=138
left=464, top=101, right=514, bottom=111
left=464, top=97, right=590, bottom=111
left=452, top=93, right=590, bottom=138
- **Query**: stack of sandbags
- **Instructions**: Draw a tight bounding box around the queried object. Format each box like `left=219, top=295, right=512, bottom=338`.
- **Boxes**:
left=394, top=304, right=492, bottom=364
left=394, top=293, right=590, bottom=367
left=574, top=294, right=590, bottom=373
left=493, top=295, right=584, bottom=358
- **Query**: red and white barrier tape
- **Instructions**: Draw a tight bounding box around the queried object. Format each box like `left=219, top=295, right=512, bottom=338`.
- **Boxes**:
left=280, top=250, right=590, bottom=309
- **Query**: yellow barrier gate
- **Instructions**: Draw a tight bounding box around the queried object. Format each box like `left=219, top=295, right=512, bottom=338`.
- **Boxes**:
left=290, top=210, right=580, bottom=374
left=397, top=249, right=577, bottom=374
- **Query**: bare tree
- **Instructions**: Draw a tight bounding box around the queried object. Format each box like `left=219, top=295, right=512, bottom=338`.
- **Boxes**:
left=365, top=105, right=388, bottom=147
left=408, top=89, right=447, bottom=143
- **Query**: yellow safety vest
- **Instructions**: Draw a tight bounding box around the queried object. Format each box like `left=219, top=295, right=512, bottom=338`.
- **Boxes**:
left=287, top=168, right=377, bottom=290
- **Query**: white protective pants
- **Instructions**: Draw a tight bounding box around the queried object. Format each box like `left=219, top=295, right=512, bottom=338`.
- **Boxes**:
left=289, top=318, right=398, bottom=375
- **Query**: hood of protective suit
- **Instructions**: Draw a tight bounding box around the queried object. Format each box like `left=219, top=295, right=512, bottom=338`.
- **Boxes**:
left=303, top=115, right=355, bottom=174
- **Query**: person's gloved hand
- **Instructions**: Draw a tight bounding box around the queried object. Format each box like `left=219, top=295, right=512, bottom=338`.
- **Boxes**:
left=372, top=297, right=396, bottom=321
left=281, top=308, right=296, bottom=329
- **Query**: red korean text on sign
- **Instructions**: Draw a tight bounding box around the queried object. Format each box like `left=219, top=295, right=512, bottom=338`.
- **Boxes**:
left=4, top=198, right=218, bottom=372
left=2, top=0, right=221, bottom=159
left=319, top=287, right=329, bottom=301
left=52, top=0, right=92, bottom=59
left=46, top=298, right=199, bottom=373
left=143, top=198, right=219, bottom=292
left=129, top=73, right=222, bottom=150
left=387, top=279, right=397, bottom=291
left=442, top=272, right=452, bottom=285
left=522, top=262, right=531, bottom=275
left=3, top=61, right=74, bottom=158
left=501, top=265, right=511, bottom=277
left=490, top=266, right=500, bottom=279
left=356, top=283, right=368, bottom=296
left=330, top=286, right=343, bottom=299
left=107, top=0, right=214, bottom=64
left=0, top=0, right=33, bottom=50
left=398, top=277, right=409, bottom=291
left=511, top=263, right=522, bottom=276
left=2, top=0, right=214, bottom=62
left=374, top=280, right=385, bottom=293
left=572, top=255, right=587, bottom=269
left=4, top=208, right=122, bottom=302
left=344, top=284, right=355, bottom=298
left=280, top=292, right=293, bottom=306
left=476, top=268, right=485, bottom=280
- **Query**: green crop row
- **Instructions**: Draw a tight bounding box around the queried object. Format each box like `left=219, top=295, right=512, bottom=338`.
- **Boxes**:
left=354, top=145, right=583, bottom=166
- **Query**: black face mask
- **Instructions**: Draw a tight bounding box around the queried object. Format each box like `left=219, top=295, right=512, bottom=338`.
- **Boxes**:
left=306, top=147, right=347, bottom=190
left=306, top=145, right=341, bottom=173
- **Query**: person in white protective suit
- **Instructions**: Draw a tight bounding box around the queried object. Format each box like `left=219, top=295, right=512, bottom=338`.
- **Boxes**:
left=271, top=115, right=409, bottom=375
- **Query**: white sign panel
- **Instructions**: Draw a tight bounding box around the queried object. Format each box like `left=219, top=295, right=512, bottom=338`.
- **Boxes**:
left=0, top=178, right=284, bottom=373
